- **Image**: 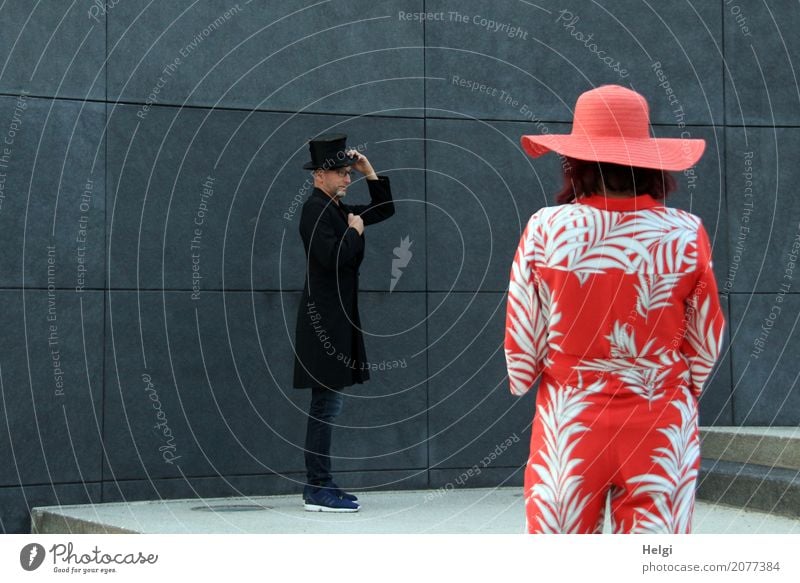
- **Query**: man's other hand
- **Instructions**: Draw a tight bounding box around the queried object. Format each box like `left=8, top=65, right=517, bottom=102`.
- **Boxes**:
left=347, top=213, right=364, bottom=235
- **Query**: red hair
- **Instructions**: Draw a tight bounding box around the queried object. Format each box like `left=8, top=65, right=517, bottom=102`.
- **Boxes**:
left=555, top=157, right=677, bottom=204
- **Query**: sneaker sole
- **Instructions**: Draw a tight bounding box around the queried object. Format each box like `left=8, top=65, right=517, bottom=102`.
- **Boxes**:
left=303, top=503, right=359, bottom=513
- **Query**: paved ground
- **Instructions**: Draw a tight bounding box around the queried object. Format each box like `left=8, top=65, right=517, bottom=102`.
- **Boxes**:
left=33, top=488, right=800, bottom=534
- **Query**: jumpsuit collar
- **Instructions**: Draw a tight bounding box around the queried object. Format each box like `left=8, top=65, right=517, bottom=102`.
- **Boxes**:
left=576, top=193, right=663, bottom=211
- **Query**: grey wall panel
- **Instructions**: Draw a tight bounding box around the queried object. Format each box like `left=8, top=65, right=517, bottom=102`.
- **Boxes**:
left=327, top=292, right=428, bottom=475
left=102, top=469, right=427, bottom=510
left=725, top=127, right=800, bottom=294
left=0, top=97, right=105, bottom=289
left=102, top=289, right=424, bottom=483
left=106, top=104, right=424, bottom=292
left=0, top=482, right=101, bottom=534
left=259, top=290, right=429, bottom=477
left=103, top=473, right=305, bottom=504
left=654, top=124, right=728, bottom=285
left=107, top=0, right=424, bottom=116
left=729, top=293, right=800, bottom=426
left=426, top=119, right=724, bottom=292
left=103, top=290, right=309, bottom=481
left=327, top=468, right=428, bottom=493
left=0, top=0, right=105, bottom=100
left=425, top=0, right=722, bottom=124
left=426, top=118, right=553, bottom=293
left=427, top=292, right=534, bottom=470
left=4, top=0, right=800, bottom=535
left=429, top=466, right=524, bottom=490
left=105, top=103, right=295, bottom=293
left=0, top=290, right=104, bottom=487
left=699, top=294, right=734, bottom=426
left=724, top=1, right=800, bottom=125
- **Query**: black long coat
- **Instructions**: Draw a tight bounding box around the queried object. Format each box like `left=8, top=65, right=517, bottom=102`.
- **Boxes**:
left=292, top=176, right=394, bottom=389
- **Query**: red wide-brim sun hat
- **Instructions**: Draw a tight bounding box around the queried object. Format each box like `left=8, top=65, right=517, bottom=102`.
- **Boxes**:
left=520, top=85, right=706, bottom=171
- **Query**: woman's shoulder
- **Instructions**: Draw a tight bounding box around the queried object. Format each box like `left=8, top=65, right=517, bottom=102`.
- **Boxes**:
left=648, top=204, right=704, bottom=229
left=528, top=203, right=573, bottom=222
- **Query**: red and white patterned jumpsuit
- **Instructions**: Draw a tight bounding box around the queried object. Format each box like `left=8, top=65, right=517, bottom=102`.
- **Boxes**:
left=504, top=194, right=726, bottom=534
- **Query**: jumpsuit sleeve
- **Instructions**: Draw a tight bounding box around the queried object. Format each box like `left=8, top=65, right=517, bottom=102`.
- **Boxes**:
left=680, top=222, right=726, bottom=398
left=505, top=218, right=547, bottom=396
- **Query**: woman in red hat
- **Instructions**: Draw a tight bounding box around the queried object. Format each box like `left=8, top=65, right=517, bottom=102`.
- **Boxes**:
left=505, top=85, right=725, bottom=533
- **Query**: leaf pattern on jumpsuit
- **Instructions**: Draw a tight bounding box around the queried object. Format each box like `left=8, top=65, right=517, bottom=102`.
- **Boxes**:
left=623, top=209, right=700, bottom=273
left=624, top=390, right=699, bottom=533
left=506, top=224, right=543, bottom=396
left=575, top=321, right=677, bottom=403
left=635, top=272, right=683, bottom=318
left=543, top=206, right=653, bottom=284
left=506, top=199, right=725, bottom=533
left=528, top=380, right=605, bottom=533
left=683, top=294, right=725, bottom=396
left=505, top=216, right=564, bottom=396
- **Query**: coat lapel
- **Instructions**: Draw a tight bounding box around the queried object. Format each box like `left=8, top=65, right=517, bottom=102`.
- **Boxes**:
left=312, top=188, right=349, bottom=228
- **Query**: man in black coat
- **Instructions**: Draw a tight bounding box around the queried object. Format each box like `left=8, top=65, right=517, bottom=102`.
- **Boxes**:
left=293, top=134, right=394, bottom=512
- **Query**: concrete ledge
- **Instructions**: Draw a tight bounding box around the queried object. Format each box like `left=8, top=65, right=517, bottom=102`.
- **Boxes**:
left=31, top=487, right=800, bottom=534
left=698, top=459, right=800, bottom=518
left=701, top=426, right=800, bottom=471
left=32, top=510, right=136, bottom=534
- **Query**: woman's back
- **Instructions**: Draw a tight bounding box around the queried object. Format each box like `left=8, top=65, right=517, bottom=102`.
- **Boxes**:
left=506, top=194, right=724, bottom=400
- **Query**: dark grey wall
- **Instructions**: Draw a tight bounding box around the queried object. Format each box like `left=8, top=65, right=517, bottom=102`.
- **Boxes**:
left=1, top=0, right=798, bottom=533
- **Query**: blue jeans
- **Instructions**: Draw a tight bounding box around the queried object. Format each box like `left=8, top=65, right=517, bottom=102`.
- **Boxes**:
left=304, top=387, right=344, bottom=488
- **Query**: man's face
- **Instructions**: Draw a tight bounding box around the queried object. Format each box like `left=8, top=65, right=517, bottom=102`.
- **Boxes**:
left=316, top=166, right=352, bottom=199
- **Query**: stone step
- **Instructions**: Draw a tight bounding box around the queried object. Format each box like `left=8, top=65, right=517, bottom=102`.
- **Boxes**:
left=31, top=511, right=135, bottom=534
left=698, top=458, right=800, bottom=518
left=31, top=488, right=800, bottom=534
left=700, top=426, right=800, bottom=471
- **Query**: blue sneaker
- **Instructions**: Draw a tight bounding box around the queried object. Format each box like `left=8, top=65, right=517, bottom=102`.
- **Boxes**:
left=304, top=483, right=359, bottom=503
left=327, top=482, right=358, bottom=502
left=304, top=487, right=360, bottom=512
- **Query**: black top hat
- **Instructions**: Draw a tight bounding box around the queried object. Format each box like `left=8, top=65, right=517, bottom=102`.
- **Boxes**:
left=303, top=133, right=358, bottom=170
